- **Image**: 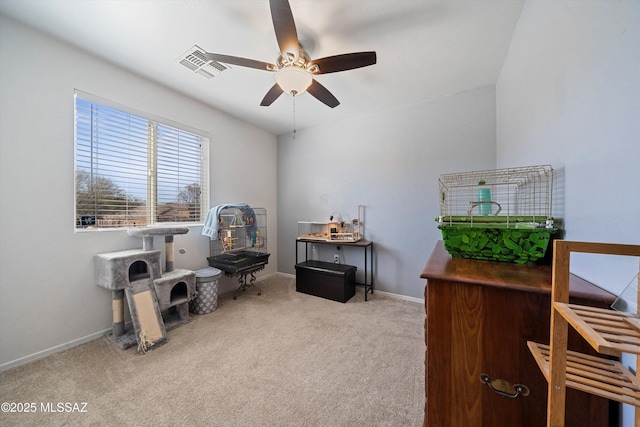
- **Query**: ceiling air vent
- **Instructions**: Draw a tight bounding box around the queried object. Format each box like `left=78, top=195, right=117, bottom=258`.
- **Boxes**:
left=177, top=45, right=227, bottom=79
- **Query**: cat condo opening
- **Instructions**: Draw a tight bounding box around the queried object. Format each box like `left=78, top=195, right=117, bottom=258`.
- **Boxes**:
left=436, top=165, right=557, bottom=264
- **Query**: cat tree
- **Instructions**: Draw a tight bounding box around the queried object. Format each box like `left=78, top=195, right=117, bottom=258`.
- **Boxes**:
left=94, top=226, right=195, bottom=353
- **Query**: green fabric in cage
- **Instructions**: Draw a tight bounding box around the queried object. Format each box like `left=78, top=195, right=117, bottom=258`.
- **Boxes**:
left=438, top=224, right=556, bottom=264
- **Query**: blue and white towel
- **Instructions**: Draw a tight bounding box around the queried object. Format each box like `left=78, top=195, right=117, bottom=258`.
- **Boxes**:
left=202, top=203, right=254, bottom=240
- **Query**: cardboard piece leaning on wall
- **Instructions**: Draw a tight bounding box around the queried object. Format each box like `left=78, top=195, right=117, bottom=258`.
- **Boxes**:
left=125, top=279, right=167, bottom=354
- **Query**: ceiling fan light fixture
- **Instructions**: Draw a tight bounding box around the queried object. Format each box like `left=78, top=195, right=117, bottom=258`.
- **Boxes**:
left=276, top=66, right=312, bottom=95
left=204, top=1, right=376, bottom=108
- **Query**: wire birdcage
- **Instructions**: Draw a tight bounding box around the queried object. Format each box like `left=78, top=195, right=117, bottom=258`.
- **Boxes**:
left=439, top=164, right=554, bottom=225
left=436, top=165, right=557, bottom=264
left=207, top=206, right=269, bottom=273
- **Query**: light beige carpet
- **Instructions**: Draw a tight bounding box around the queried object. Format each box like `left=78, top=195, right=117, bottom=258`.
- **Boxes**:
left=0, top=275, right=425, bottom=427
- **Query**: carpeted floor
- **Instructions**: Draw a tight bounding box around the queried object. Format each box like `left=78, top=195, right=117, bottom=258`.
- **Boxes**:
left=0, top=275, right=425, bottom=427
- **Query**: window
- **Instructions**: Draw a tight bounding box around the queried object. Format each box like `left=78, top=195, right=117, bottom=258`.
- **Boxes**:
left=75, top=91, right=209, bottom=230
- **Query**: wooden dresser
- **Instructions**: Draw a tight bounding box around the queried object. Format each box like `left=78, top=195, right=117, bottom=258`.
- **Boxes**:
left=420, top=241, right=618, bottom=427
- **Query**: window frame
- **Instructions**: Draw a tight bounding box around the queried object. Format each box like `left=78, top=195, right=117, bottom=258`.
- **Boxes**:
left=74, top=90, right=210, bottom=232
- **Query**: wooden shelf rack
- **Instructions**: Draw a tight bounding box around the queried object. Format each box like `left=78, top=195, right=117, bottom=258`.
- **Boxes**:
left=528, top=240, right=640, bottom=426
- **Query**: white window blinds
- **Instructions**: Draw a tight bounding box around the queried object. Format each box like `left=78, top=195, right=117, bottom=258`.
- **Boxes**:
left=75, top=92, right=209, bottom=230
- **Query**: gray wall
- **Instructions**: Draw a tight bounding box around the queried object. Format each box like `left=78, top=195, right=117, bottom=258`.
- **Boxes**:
left=496, top=2, right=640, bottom=425
left=277, top=86, right=497, bottom=299
left=497, top=0, right=639, bottom=299
left=0, top=16, right=278, bottom=370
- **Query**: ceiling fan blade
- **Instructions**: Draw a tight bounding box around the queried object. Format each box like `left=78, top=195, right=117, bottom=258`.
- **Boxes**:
left=269, top=0, right=300, bottom=59
left=205, top=53, right=276, bottom=71
left=307, top=79, right=340, bottom=108
left=309, top=52, right=377, bottom=75
left=260, top=84, right=284, bottom=106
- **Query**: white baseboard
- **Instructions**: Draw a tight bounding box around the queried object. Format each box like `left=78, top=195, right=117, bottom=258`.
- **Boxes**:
left=373, top=289, right=424, bottom=304
left=0, top=329, right=111, bottom=373
left=276, top=272, right=424, bottom=304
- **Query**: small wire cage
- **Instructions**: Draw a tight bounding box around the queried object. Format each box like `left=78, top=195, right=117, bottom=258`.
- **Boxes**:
left=439, top=164, right=554, bottom=225
left=437, top=165, right=557, bottom=264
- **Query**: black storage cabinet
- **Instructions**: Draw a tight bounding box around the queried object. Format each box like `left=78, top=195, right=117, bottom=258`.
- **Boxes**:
left=295, top=260, right=356, bottom=303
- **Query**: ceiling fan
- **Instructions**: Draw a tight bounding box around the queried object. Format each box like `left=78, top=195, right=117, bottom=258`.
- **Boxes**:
left=205, top=0, right=377, bottom=108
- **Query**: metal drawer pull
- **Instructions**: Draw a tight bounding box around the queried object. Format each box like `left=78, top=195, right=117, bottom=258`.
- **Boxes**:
left=480, top=373, right=530, bottom=398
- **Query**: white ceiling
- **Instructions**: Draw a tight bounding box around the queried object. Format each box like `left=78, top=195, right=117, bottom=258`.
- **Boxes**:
left=0, top=0, right=525, bottom=136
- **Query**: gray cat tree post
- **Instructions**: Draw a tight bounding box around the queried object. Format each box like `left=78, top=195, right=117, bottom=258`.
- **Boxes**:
left=95, top=227, right=196, bottom=352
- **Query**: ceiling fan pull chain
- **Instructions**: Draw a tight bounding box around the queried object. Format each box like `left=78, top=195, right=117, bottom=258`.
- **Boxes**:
left=292, top=90, right=297, bottom=139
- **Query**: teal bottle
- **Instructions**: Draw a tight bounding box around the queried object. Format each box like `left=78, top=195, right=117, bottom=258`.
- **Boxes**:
left=477, top=182, right=492, bottom=215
